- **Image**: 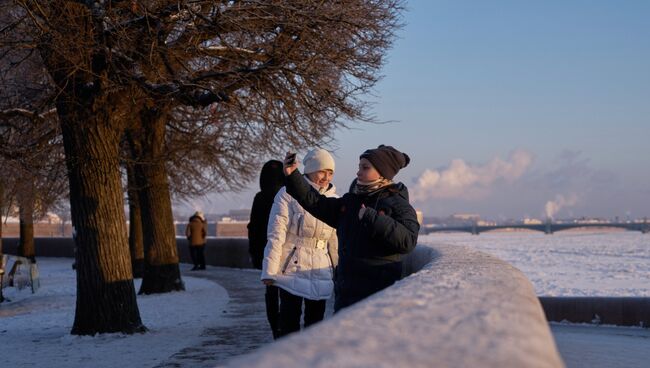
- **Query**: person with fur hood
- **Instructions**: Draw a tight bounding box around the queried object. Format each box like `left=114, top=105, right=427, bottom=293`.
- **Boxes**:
left=282, top=145, right=419, bottom=312
left=261, top=148, right=339, bottom=337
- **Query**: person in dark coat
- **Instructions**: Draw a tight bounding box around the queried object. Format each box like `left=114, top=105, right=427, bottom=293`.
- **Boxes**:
left=247, top=159, right=285, bottom=339
left=282, top=145, right=419, bottom=312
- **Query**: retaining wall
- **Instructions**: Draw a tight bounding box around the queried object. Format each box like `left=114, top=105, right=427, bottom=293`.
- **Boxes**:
left=227, top=243, right=564, bottom=368
left=1, top=237, right=252, bottom=268
left=539, top=296, right=650, bottom=327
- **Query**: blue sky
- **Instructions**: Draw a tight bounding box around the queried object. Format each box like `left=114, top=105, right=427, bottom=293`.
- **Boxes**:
left=197, top=0, right=650, bottom=220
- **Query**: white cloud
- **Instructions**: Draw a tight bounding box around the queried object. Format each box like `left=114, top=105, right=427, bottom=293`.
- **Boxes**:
left=544, top=194, right=579, bottom=219
left=412, top=149, right=534, bottom=201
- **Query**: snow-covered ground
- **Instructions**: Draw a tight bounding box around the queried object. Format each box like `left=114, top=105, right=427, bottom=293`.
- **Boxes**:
left=1, top=258, right=228, bottom=368
left=419, top=230, right=650, bottom=296
left=1, top=231, right=649, bottom=367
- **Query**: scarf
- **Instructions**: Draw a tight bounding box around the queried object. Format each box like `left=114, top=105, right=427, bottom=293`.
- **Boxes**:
left=304, top=175, right=331, bottom=194
left=353, top=177, right=393, bottom=196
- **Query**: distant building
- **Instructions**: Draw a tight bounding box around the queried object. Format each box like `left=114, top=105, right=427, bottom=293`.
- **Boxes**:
left=574, top=218, right=609, bottom=224
left=477, top=220, right=497, bottom=226
left=523, top=218, right=543, bottom=225
left=215, top=219, right=248, bottom=237
left=451, top=213, right=480, bottom=221
left=226, top=209, right=251, bottom=222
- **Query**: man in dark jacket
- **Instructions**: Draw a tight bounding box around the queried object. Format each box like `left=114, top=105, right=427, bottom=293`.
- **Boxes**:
left=247, top=159, right=284, bottom=338
left=283, top=145, right=419, bottom=311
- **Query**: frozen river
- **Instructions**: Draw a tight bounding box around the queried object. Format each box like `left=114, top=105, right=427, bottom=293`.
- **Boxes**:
left=419, top=230, right=650, bottom=297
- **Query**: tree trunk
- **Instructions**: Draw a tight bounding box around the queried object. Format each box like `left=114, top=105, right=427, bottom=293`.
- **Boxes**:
left=35, top=2, right=144, bottom=334
left=131, top=108, right=184, bottom=295
left=126, top=162, right=144, bottom=278
left=18, top=194, right=36, bottom=262
left=58, top=101, right=145, bottom=335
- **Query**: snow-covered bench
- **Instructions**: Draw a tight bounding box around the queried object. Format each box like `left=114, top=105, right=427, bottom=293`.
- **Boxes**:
left=227, top=243, right=563, bottom=368
left=0, top=255, right=40, bottom=296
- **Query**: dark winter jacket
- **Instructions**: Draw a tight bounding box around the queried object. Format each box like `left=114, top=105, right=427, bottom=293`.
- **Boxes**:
left=285, top=170, right=419, bottom=311
left=248, top=160, right=285, bottom=269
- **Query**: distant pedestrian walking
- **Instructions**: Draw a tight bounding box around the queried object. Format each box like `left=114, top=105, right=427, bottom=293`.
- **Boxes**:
left=282, top=145, right=419, bottom=311
left=185, top=211, right=207, bottom=270
left=247, top=159, right=285, bottom=339
left=261, top=149, right=338, bottom=337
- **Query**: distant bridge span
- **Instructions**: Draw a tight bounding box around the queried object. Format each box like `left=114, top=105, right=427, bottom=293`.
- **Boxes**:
left=421, top=221, right=650, bottom=235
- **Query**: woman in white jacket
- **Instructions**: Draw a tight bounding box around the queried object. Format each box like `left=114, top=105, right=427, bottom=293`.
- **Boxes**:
left=261, top=148, right=338, bottom=337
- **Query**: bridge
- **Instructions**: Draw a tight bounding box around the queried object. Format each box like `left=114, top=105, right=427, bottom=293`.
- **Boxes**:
left=421, top=221, right=650, bottom=235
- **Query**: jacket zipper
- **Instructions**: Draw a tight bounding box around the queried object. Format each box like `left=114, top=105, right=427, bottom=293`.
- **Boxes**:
left=297, top=215, right=303, bottom=237
left=281, top=247, right=297, bottom=274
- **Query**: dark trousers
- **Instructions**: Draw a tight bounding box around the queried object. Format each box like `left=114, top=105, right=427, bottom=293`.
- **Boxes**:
left=189, top=246, right=205, bottom=269
left=265, top=285, right=280, bottom=339
left=334, top=261, right=402, bottom=312
left=278, top=288, right=326, bottom=337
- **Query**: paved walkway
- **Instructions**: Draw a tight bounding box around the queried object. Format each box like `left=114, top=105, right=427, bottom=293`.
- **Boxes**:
left=155, top=266, right=274, bottom=368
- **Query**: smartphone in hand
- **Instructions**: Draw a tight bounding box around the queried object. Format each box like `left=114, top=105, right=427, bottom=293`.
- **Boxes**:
left=286, top=153, right=297, bottom=165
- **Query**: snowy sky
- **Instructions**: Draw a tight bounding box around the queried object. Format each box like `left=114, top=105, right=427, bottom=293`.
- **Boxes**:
left=185, top=1, right=650, bottom=221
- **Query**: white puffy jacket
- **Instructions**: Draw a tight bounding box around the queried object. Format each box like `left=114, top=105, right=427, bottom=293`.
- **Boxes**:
left=261, top=179, right=338, bottom=300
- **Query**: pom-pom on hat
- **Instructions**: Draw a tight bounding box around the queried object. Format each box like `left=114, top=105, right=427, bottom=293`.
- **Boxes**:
left=193, top=211, right=205, bottom=221
left=303, top=148, right=335, bottom=174
left=359, top=145, right=410, bottom=180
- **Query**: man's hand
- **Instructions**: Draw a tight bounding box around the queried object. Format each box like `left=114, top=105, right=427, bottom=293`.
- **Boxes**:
left=283, top=152, right=299, bottom=176
left=262, top=278, right=275, bottom=286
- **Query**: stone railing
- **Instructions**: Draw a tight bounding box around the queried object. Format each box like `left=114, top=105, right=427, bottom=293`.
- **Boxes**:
left=0, top=237, right=252, bottom=268
left=226, top=243, right=564, bottom=368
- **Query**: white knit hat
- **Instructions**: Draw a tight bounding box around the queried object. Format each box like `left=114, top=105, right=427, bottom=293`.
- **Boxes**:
left=303, top=148, right=335, bottom=174
left=194, top=211, right=205, bottom=221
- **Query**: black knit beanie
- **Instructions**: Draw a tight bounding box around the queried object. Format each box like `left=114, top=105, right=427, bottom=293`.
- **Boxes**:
left=259, top=160, right=284, bottom=193
left=359, top=145, right=410, bottom=180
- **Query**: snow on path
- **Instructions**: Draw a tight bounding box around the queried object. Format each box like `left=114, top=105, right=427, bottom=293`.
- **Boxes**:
left=0, top=258, right=228, bottom=368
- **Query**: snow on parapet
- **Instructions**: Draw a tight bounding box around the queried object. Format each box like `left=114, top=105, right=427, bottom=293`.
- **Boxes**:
left=227, top=244, right=564, bottom=368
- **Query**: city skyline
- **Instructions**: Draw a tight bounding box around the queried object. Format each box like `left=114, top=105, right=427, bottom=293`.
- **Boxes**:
left=179, top=0, right=650, bottom=220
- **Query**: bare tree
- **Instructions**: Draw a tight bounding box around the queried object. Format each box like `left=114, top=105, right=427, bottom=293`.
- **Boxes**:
left=1, top=0, right=403, bottom=335
left=0, top=14, right=67, bottom=261
left=123, top=106, right=185, bottom=294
